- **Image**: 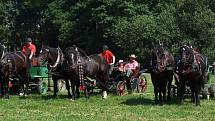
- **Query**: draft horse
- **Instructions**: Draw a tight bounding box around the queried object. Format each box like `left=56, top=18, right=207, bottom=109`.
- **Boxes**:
left=39, top=46, right=80, bottom=100
left=177, top=45, right=208, bottom=106
left=64, top=46, right=109, bottom=99
left=0, top=51, right=29, bottom=98
left=150, top=43, right=175, bottom=105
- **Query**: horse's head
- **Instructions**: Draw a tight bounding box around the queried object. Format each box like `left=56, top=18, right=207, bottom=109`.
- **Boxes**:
left=151, top=43, right=166, bottom=72
left=38, top=47, right=50, bottom=63
left=64, top=46, right=79, bottom=68
left=179, top=45, right=194, bottom=65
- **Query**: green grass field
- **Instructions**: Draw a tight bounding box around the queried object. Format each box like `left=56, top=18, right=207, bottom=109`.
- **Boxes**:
left=1, top=74, right=215, bottom=121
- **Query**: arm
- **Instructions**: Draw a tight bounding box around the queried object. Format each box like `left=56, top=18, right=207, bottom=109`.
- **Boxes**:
left=29, top=51, right=34, bottom=60
left=110, top=55, right=115, bottom=65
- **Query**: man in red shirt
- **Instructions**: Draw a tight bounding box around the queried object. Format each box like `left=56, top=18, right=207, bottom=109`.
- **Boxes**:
left=22, top=37, right=36, bottom=60
left=100, top=45, right=115, bottom=75
left=22, top=38, right=37, bottom=69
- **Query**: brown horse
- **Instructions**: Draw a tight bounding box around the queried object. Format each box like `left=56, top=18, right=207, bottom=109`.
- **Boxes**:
left=64, top=46, right=109, bottom=99
left=150, top=43, right=175, bottom=105
left=177, top=45, right=208, bottom=106
left=0, top=51, right=29, bottom=98
left=39, top=46, right=80, bottom=100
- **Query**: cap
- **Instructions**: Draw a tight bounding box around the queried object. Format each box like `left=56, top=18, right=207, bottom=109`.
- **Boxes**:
left=27, top=38, right=32, bottom=42
left=118, top=60, right=124, bottom=63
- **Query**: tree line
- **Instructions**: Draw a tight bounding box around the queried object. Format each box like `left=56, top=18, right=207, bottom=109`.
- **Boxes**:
left=0, top=0, right=215, bottom=67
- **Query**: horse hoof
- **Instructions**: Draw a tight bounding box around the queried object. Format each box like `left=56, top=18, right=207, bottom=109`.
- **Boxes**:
left=19, top=93, right=24, bottom=96
left=69, top=98, right=75, bottom=101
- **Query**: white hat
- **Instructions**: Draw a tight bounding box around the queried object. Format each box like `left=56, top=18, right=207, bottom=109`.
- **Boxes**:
left=130, top=54, right=136, bottom=58
left=118, top=60, right=124, bottom=63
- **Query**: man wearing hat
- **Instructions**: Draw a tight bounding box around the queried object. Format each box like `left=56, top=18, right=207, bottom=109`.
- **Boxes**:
left=100, top=45, right=115, bottom=75
left=22, top=37, right=37, bottom=69
left=124, top=54, right=139, bottom=93
left=22, top=37, right=36, bottom=60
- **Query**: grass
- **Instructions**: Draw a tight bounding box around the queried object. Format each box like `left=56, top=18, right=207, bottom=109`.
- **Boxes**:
left=1, top=74, right=215, bottom=121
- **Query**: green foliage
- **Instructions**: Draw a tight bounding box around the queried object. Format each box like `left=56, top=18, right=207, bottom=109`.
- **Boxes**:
left=0, top=0, right=215, bottom=64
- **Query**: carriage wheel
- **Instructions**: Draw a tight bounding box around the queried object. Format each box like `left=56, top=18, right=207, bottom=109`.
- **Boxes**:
left=116, top=81, right=126, bottom=96
left=38, top=79, right=48, bottom=94
left=137, top=75, right=147, bottom=93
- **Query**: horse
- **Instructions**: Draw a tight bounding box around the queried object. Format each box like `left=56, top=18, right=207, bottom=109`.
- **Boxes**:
left=64, top=46, right=109, bottom=99
left=0, top=51, right=29, bottom=98
left=177, top=45, right=208, bottom=106
left=150, top=43, right=175, bottom=105
left=38, top=46, right=80, bottom=100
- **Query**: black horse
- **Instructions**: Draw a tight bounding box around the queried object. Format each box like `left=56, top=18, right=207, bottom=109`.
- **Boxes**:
left=0, top=51, right=29, bottom=98
left=64, top=46, right=109, bottom=99
left=150, top=43, right=175, bottom=105
left=39, top=46, right=80, bottom=100
left=177, top=45, right=208, bottom=106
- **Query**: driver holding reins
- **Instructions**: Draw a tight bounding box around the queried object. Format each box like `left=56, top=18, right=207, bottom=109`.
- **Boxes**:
left=100, top=45, right=115, bottom=75
left=22, top=37, right=36, bottom=68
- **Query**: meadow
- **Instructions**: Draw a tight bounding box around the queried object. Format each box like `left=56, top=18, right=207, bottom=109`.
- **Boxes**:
left=1, top=74, right=215, bottom=121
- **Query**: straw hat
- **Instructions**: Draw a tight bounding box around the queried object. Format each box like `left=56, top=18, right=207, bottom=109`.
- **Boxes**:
left=129, top=54, right=137, bottom=58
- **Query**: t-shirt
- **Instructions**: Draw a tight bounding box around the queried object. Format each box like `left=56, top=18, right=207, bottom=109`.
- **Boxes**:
left=100, top=50, right=114, bottom=65
left=22, top=43, right=36, bottom=56
left=124, top=60, right=139, bottom=71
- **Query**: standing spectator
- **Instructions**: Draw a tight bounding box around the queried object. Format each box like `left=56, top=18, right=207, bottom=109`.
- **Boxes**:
left=100, top=45, right=115, bottom=75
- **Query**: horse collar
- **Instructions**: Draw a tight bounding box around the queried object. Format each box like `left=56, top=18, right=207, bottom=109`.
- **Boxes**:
left=50, top=47, right=61, bottom=68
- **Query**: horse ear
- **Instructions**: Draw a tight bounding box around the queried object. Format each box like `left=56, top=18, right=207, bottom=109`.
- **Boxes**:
left=152, top=42, right=155, bottom=48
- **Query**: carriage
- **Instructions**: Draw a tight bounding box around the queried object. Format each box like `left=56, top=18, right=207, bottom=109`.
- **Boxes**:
left=4, top=65, right=49, bottom=95
left=106, top=67, right=148, bottom=96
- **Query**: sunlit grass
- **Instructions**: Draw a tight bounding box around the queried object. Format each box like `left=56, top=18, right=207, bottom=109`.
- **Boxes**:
left=1, top=74, right=215, bottom=121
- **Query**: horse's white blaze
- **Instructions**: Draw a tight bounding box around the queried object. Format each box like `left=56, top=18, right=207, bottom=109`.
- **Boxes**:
left=102, top=91, right=107, bottom=99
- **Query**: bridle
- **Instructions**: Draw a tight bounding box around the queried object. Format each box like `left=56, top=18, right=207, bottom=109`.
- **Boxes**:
left=40, top=47, right=63, bottom=72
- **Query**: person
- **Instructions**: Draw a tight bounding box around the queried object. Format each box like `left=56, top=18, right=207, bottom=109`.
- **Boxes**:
left=117, top=60, right=125, bottom=73
left=22, top=37, right=36, bottom=60
left=22, top=37, right=37, bottom=68
left=100, top=45, right=115, bottom=75
left=124, top=54, right=140, bottom=93
left=124, top=54, right=139, bottom=76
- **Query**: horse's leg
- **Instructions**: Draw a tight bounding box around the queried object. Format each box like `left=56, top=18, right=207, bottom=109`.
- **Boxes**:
left=53, top=77, right=58, bottom=97
left=65, top=79, right=72, bottom=99
left=101, top=73, right=108, bottom=99
left=154, top=86, right=159, bottom=105
left=75, top=78, right=80, bottom=98
left=178, top=78, right=185, bottom=105
left=195, top=81, right=201, bottom=106
left=167, top=72, right=173, bottom=101
left=190, top=86, right=195, bottom=103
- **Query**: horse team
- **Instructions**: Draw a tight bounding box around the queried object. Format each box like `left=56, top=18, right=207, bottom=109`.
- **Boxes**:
left=0, top=43, right=208, bottom=106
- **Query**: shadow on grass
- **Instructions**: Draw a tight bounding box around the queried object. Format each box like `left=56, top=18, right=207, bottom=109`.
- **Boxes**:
left=121, top=96, right=182, bottom=106
left=121, top=97, right=154, bottom=106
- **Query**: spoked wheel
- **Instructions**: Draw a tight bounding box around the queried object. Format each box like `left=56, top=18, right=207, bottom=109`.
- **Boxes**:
left=116, top=81, right=126, bottom=96
left=137, top=75, right=147, bottom=93
left=38, top=79, right=48, bottom=94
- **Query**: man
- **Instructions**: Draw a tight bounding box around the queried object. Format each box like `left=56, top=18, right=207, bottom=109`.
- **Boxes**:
left=100, top=45, right=115, bottom=75
left=124, top=54, right=139, bottom=75
left=22, top=38, right=36, bottom=69
left=22, top=37, right=36, bottom=60
left=124, top=54, right=140, bottom=93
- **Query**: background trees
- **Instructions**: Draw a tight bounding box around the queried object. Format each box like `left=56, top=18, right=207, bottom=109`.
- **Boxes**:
left=0, top=0, right=215, bottom=66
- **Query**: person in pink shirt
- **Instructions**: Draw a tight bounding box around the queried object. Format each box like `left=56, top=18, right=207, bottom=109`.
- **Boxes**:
left=124, top=54, right=139, bottom=76
left=124, top=54, right=140, bottom=94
